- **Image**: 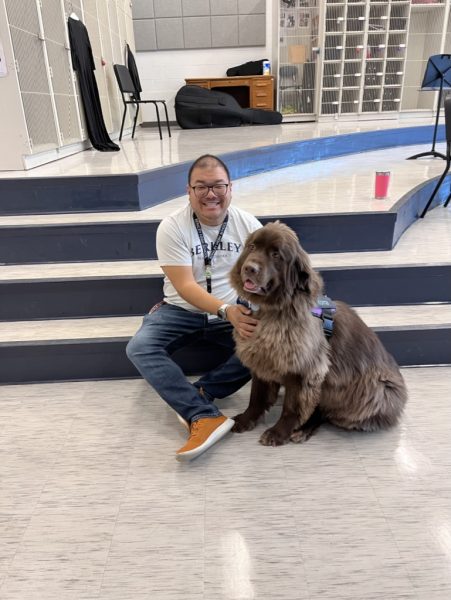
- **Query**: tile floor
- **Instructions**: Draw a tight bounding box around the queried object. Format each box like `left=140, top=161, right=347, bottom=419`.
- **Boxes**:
left=0, top=117, right=443, bottom=179
left=0, top=367, right=450, bottom=599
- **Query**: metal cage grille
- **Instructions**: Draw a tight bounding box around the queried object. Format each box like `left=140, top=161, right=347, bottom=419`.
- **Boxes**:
left=21, top=92, right=59, bottom=152
left=4, top=0, right=135, bottom=157
left=5, top=0, right=40, bottom=34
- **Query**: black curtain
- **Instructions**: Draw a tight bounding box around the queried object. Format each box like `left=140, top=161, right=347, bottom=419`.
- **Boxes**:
left=68, top=16, right=119, bottom=151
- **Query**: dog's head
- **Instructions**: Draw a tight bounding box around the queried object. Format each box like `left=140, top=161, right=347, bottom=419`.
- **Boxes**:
left=231, top=221, right=323, bottom=308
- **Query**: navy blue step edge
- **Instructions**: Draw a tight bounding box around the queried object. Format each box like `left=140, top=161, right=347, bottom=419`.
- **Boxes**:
left=2, top=173, right=450, bottom=265
left=0, top=324, right=449, bottom=384
left=0, top=124, right=444, bottom=215
left=1, top=265, right=450, bottom=321
left=0, top=212, right=396, bottom=264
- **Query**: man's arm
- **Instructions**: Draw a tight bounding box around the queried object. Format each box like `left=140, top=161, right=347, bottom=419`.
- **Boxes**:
left=162, top=265, right=257, bottom=338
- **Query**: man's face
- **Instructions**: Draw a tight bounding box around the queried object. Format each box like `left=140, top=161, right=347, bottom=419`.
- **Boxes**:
left=187, top=164, right=232, bottom=226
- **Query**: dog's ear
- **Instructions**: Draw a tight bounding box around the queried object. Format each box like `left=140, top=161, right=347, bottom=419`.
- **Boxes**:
left=230, top=233, right=251, bottom=291
left=230, top=252, right=243, bottom=291
left=287, top=247, right=322, bottom=298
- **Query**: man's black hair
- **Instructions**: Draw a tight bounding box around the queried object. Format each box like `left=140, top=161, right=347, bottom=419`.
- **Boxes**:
left=188, top=154, right=231, bottom=184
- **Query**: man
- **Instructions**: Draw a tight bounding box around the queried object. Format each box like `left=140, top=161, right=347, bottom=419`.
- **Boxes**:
left=126, top=155, right=261, bottom=461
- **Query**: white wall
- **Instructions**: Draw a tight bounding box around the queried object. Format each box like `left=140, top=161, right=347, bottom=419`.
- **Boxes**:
left=135, top=0, right=275, bottom=123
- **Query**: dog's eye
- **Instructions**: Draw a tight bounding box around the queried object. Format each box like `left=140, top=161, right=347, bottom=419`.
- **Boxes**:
left=248, top=243, right=256, bottom=251
left=271, top=251, right=280, bottom=259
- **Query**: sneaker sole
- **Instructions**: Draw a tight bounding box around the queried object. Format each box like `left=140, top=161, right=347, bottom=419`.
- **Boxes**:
left=176, top=417, right=235, bottom=462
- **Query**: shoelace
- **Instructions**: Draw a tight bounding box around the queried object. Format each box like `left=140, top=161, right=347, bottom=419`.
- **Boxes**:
left=189, top=421, right=201, bottom=438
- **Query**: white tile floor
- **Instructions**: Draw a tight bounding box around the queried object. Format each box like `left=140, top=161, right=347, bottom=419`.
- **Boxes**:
left=1, top=122, right=451, bottom=599
left=0, top=368, right=450, bottom=599
left=0, top=117, right=442, bottom=179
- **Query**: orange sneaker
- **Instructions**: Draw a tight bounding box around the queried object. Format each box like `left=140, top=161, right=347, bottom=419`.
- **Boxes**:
left=176, top=415, right=234, bottom=462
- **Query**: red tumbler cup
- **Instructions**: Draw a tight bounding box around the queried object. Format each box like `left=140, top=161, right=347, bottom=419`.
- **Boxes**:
left=375, top=171, right=390, bottom=199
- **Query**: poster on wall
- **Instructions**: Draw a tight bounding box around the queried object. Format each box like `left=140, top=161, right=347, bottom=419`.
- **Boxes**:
left=286, top=11, right=296, bottom=28
left=298, top=11, right=310, bottom=28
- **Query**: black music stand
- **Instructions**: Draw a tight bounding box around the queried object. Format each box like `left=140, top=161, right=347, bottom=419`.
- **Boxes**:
left=419, top=94, right=451, bottom=218
left=408, top=54, right=451, bottom=161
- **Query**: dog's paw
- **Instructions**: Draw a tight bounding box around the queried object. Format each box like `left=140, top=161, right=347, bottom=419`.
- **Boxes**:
left=231, top=413, right=257, bottom=433
left=259, top=427, right=290, bottom=447
left=289, top=429, right=311, bottom=444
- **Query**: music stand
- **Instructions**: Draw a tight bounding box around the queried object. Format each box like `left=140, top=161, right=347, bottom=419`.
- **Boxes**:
left=408, top=54, right=451, bottom=161
left=420, top=93, right=451, bottom=218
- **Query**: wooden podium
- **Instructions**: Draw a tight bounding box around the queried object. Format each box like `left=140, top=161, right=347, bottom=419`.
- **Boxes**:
left=184, top=75, right=275, bottom=110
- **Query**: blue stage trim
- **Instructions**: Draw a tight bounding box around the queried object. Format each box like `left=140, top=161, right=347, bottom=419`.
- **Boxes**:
left=222, top=126, right=446, bottom=181
left=0, top=125, right=445, bottom=215
left=138, top=124, right=446, bottom=210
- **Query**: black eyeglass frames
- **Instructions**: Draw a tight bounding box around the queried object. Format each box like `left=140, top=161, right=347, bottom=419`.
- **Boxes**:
left=190, top=183, right=229, bottom=198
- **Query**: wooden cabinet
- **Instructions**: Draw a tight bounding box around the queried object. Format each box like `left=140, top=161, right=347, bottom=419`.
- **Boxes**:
left=251, top=78, right=274, bottom=108
left=184, top=76, right=275, bottom=110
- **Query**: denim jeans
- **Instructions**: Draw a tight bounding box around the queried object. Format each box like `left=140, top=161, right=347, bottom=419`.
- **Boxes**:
left=126, top=303, right=251, bottom=423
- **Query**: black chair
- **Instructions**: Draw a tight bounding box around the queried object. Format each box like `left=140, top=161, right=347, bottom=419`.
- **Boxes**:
left=113, top=64, right=171, bottom=141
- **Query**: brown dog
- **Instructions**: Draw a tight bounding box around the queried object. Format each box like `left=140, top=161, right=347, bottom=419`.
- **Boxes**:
left=230, top=222, right=407, bottom=446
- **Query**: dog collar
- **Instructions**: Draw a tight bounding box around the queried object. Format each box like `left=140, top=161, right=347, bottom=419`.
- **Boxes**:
left=237, top=296, right=259, bottom=313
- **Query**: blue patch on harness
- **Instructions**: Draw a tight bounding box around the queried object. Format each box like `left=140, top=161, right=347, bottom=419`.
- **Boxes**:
left=311, top=295, right=336, bottom=339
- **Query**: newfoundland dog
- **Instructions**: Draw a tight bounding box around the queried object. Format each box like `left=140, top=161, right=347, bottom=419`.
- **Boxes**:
left=230, top=222, right=407, bottom=446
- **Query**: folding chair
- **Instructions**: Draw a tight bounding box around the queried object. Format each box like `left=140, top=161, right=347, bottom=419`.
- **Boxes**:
left=113, top=64, right=171, bottom=140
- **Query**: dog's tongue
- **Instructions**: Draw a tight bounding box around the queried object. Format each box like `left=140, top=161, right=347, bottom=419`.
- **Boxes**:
left=244, top=279, right=259, bottom=292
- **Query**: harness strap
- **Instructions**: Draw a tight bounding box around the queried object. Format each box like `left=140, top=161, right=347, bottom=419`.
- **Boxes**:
left=238, top=295, right=336, bottom=339
left=311, top=295, right=336, bottom=340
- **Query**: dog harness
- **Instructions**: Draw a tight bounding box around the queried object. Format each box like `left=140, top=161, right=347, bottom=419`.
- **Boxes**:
left=237, top=295, right=336, bottom=339
left=311, top=295, right=337, bottom=339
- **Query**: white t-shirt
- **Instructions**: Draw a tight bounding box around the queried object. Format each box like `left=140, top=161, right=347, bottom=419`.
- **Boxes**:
left=157, top=204, right=262, bottom=312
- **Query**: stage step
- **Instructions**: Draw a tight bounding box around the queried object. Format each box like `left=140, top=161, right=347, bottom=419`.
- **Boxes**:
left=0, top=125, right=444, bottom=215
left=1, top=143, right=450, bottom=263
left=1, top=259, right=450, bottom=320
left=0, top=211, right=399, bottom=262
left=1, top=304, right=449, bottom=384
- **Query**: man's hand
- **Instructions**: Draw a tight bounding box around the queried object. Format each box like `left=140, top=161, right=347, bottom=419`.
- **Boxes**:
left=226, top=304, right=259, bottom=339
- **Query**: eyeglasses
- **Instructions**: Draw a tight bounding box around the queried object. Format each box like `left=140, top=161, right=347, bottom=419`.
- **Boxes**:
left=190, top=184, right=229, bottom=199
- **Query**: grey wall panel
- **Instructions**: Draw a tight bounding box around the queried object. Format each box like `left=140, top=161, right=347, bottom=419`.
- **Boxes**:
left=134, top=19, right=157, bottom=51
left=210, top=0, right=238, bottom=16
left=183, top=16, right=211, bottom=48
left=132, top=0, right=265, bottom=49
left=239, top=13, right=265, bottom=46
left=153, top=0, right=182, bottom=18
left=211, top=15, right=238, bottom=47
left=182, top=0, right=210, bottom=17
left=238, top=0, right=265, bottom=14
left=155, top=18, right=184, bottom=49
left=133, top=0, right=155, bottom=19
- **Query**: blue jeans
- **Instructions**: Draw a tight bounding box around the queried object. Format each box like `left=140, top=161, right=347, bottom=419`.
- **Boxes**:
left=126, top=303, right=251, bottom=423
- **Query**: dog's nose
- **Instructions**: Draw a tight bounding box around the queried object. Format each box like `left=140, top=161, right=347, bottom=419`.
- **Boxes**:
left=244, top=262, right=259, bottom=276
